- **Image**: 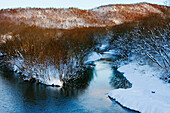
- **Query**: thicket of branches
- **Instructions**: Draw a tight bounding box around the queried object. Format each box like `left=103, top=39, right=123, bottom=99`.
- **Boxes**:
left=0, top=22, right=105, bottom=84
left=109, top=16, right=170, bottom=79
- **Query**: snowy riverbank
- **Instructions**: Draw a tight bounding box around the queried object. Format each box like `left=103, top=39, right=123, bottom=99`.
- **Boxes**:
left=108, top=62, right=170, bottom=113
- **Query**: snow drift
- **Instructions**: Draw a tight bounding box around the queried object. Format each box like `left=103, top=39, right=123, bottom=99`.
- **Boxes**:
left=108, top=62, right=170, bottom=113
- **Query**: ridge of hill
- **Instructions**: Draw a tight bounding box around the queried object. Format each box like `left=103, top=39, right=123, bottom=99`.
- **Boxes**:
left=0, top=2, right=169, bottom=29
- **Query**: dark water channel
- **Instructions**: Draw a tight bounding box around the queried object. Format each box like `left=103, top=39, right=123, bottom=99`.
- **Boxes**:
left=0, top=61, right=135, bottom=113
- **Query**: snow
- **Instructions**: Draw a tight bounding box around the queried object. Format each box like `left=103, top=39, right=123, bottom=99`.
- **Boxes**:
left=0, top=53, right=3, bottom=56
left=45, top=78, right=63, bottom=87
left=85, top=43, right=121, bottom=64
left=85, top=52, right=102, bottom=63
left=99, top=44, right=108, bottom=51
left=10, top=58, right=64, bottom=86
left=103, top=50, right=120, bottom=55
left=108, top=62, right=170, bottom=113
left=0, top=34, right=12, bottom=43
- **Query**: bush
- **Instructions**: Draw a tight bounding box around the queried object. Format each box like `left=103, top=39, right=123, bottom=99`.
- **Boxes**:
left=0, top=22, right=105, bottom=85
left=109, top=16, right=170, bottom=74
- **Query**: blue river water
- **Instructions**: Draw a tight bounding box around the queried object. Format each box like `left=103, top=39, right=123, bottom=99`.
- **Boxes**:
left=0, top=61, right=136, bottom=113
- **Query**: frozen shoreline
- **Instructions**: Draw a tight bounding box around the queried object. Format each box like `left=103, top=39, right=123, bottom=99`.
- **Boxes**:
left=108, top=62, right=170, bottom=113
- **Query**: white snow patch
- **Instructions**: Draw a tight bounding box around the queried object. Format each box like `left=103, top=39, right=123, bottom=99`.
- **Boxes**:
left=0, top=52, right=3, bottom=56
left=45, top=78, right=63, bottom=87
left=10, top=59, right=63, bottom=87
left=85, top=52, right=102, bottom=63
left=103, top=50, right=120, bottom=55
left=112, top=18, right=123, bottom=24
left=99, top=44, right=108, bottom=50
left=108, top=62, right=170, bottom=113
left=1, top=34, right=13, bottom=43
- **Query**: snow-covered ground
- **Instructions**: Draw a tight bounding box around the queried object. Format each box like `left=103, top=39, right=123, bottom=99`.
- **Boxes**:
left=108, top=62, right=170, bottom=113
left=0, top=53, right=3, bottom=56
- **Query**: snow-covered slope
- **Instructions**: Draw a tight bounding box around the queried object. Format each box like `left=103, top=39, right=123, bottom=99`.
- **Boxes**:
left=108, top=62, right=170, bottom=113
left=0, top=3, right=169, bottom=29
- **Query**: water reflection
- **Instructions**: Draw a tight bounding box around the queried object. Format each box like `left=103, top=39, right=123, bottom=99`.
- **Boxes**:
left=59, top=67, right=94, bottom=97
left=0, top=61, right=135, bottom=113
left=0, top=66, right=95, bottom=98
left=110, top=69, right=132, bottom=89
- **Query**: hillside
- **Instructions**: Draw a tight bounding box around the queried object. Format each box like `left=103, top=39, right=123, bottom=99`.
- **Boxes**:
left=0, top=2, right=169, bottom=29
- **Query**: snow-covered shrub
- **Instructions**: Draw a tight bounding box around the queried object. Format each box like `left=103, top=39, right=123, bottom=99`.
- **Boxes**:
left=109, top=16, right=170, bottom=80
left=0, top=25, right=104, bottom=86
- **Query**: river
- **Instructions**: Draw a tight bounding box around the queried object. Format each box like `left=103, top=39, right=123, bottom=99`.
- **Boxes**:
left=0, top=61, right=136, bottom=113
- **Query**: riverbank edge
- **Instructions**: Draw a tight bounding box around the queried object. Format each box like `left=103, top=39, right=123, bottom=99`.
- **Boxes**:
left=108, top=61, right=170, bottom=113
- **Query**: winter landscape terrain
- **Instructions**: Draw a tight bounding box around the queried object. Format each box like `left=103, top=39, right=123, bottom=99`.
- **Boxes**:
left=0, top=2, right=170, bottom=113
left=0, top=2, right=169, bottom=29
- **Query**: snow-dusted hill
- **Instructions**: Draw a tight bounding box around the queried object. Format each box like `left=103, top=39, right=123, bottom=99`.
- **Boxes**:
left=0, top=2, right=169, bottom=29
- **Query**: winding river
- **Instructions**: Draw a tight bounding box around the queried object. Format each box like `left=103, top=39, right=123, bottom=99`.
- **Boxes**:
left=0, top=60, right=136, bottom=113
